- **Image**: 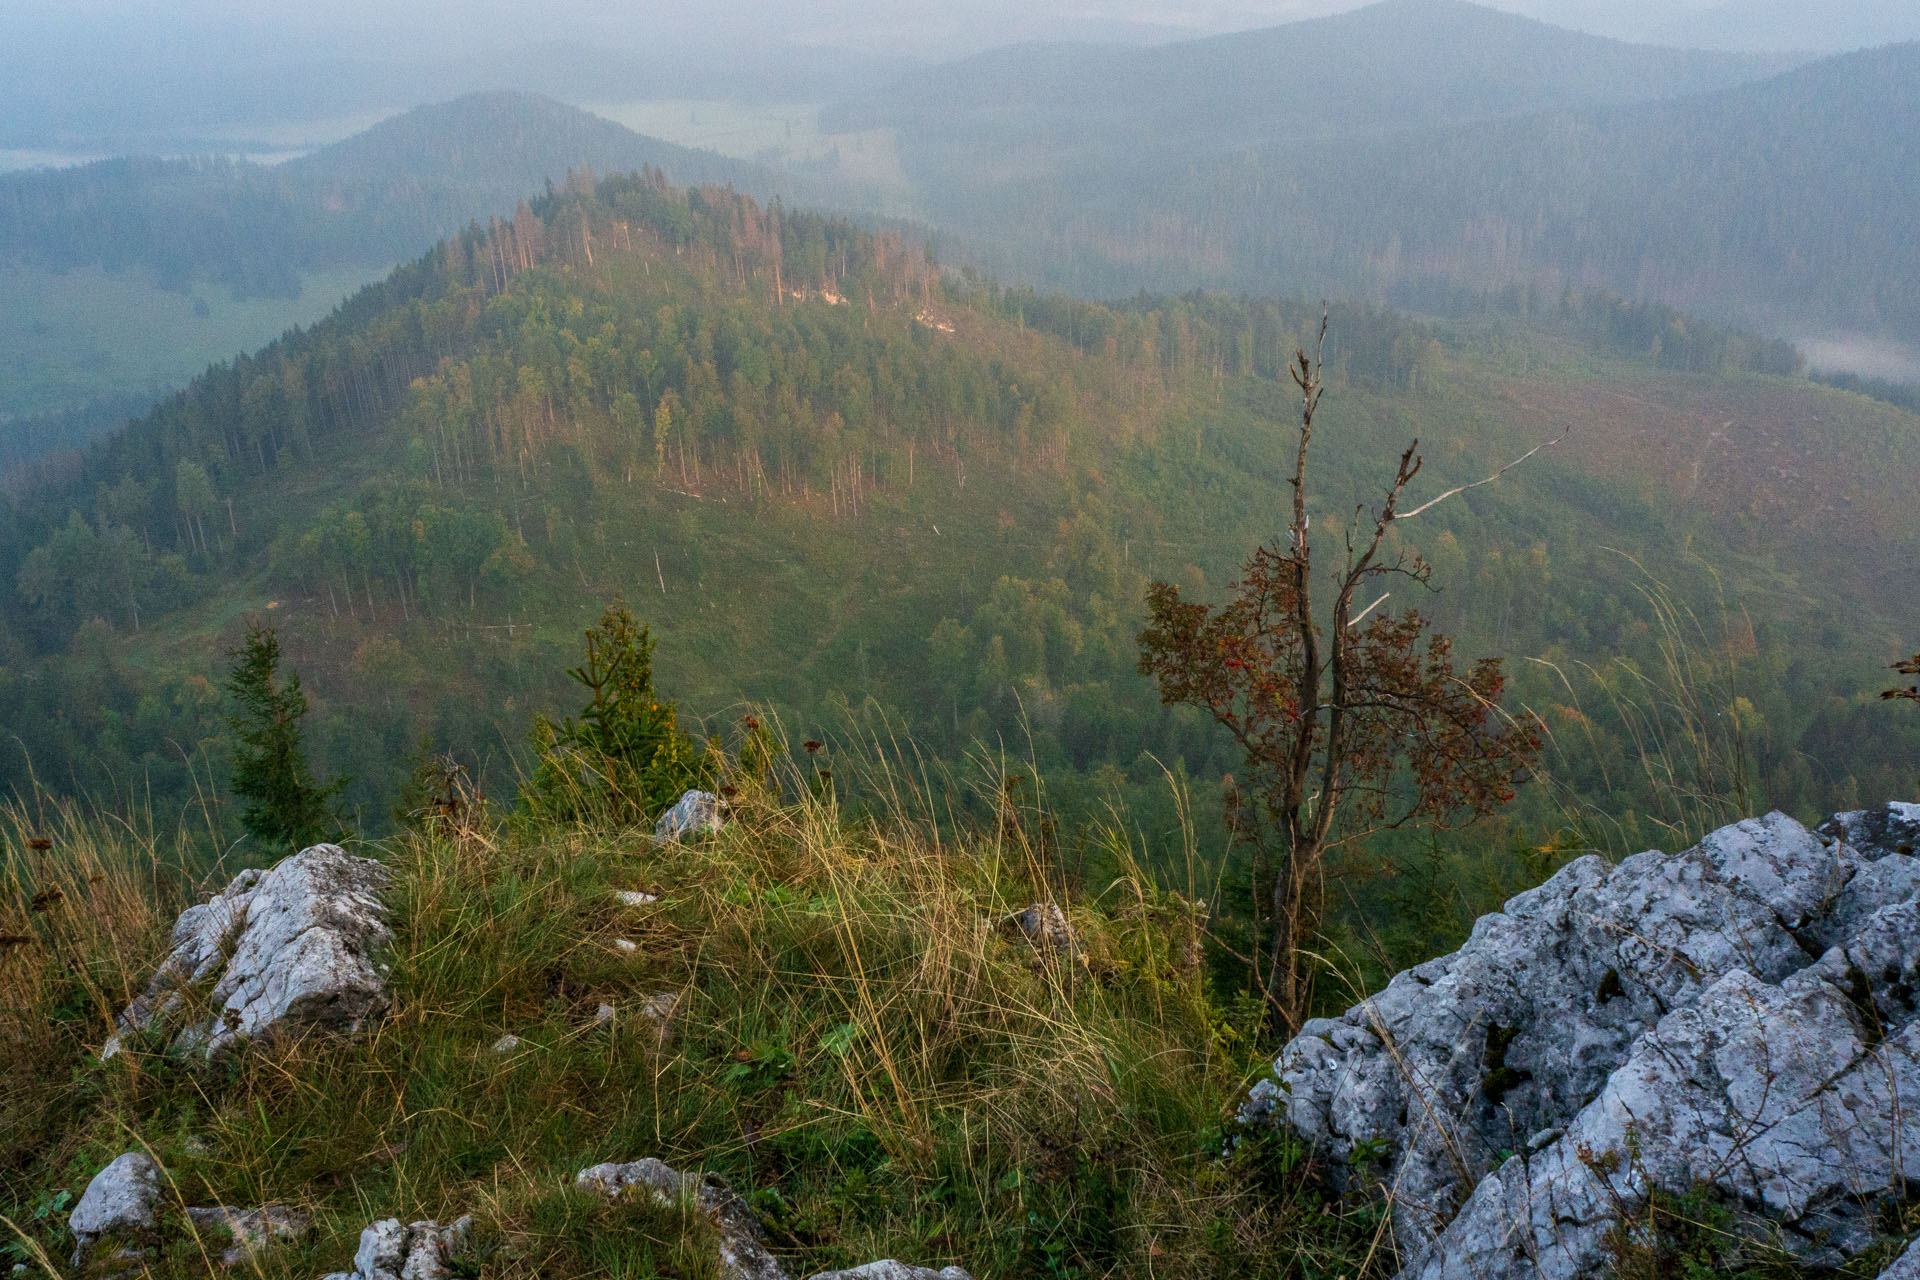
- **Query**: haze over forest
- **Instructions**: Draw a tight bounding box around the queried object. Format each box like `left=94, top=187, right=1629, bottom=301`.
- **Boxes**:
left=4, top=2, right=1920, bottom=1277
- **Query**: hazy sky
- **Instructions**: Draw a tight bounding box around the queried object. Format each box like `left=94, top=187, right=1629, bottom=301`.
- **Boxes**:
left=10, top=0, right=1742, bottom=52
left=6, top=0, right=1917, bottom=149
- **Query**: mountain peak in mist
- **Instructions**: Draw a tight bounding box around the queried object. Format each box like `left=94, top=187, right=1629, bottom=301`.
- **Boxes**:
left=828, top=0, right=1795, bottom=171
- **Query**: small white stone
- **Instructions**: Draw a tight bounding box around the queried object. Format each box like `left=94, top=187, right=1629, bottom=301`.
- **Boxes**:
left=613, top=938, right=639, bottom=953
left=594, top=1004, right=617, bottom=1028
left=615, top=889, right=660, bottom=906
left=491, top=1033, right=523, bottom=1054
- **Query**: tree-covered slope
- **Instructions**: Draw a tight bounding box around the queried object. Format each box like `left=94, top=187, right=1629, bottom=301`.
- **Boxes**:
left=1, top=172, right=1914, bottom=867
left=0, top=94, right=832, bottom=444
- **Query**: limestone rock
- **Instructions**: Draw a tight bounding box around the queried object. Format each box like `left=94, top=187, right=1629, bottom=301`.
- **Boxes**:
left=1248, top=805, right=1920, bottom=1277
left=322, top=1216, right=471, bottom=1280
left=1879, top=1238, right=1920, bottom=1280
left=182, top=1205, right=312, bottom=1266
left=616, top=889, right=660, bottom=906
left=800, top=1266, right=969, bottom=1280
left=69, top=1152, right=162, bottom=1267
left=576, top=1158, right=787, bottom=1280
left=1819, top=800, right=1920, bottom=859
left=656, top=790, right=724, bottom=842
left=69, top=1152, right=314, bottom=1271
left=1009, top=903, right=1073, bottom=952
left=491, top=1033, right=524, bottom=1054
left=105, top=844, right=391, bottom=1059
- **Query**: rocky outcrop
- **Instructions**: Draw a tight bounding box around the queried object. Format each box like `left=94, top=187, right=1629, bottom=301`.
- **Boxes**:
left=656, top=790, right=725, bottom=842
left=577, top=1158, right=786, bottom=1280
left=1244, top=804, right=1920, bottom=1279
left=69, top=1153, right=163, bottom=1268
left=319, top=1216, right=473, bottom=1280
left=104, top=844, right=391, bottom=1059
left=70, top=1152, right=310, bottom=1271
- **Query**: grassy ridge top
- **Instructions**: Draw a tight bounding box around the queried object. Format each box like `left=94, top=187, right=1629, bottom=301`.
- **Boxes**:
left=0, top=759, right=1375, bottom=1279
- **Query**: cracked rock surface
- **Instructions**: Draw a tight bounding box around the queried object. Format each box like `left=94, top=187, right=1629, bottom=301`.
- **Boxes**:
left=319, top=1216, right=472, bottom=1280
left=105, top=843, right=391, bottom=1058
left=1244, top=804, right=1920, bottom=1279
left=577, top=1158, right=788, bottom=1280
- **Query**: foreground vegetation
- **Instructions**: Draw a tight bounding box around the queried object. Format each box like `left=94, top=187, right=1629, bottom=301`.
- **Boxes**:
left=0, top=752, right=1407, bottom=1280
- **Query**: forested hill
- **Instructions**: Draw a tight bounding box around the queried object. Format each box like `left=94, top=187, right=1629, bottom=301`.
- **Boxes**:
left=278, top=93, right=811, bottom=261
left=826, top=0, right=1792, bottom=176
left=2, top=171, right=1915, bottom=865
left=913, top=39, right=1920, bottom=343
left=0, top=93, right=791, bottom=299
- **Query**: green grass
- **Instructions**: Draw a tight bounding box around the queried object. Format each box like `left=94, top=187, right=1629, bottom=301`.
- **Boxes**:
left=0, top=752, right=1387, bottom=1279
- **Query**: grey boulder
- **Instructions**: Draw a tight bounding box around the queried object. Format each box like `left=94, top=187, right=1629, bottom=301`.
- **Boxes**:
left=105, top=843, right=391, bottom=1059
left=1247, top=805, right=1920, bottom=1278
left=69, top=1152, right=163, bottom=1267
left=320, top=1216, right=472, bottom=1280
left=576, top=1158, right=786, bottom=1280
left=655, top=790, right=724, bottom=841
left=71, top=1151, right=315, bottom=1271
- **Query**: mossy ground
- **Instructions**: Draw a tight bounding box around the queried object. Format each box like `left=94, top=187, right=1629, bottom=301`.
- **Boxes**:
left=1, top=763, right=1389, bottom=1279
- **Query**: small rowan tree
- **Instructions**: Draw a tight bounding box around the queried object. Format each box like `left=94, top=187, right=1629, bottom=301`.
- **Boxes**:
left=1137, top=319, right=1541, bottom=1033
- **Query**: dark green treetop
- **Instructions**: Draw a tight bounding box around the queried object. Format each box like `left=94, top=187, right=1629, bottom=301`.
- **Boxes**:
left=226, top=619, right=349, bottom=850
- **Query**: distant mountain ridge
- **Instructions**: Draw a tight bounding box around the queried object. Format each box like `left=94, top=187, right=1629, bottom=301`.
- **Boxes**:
left=854, top=11, right=1920, bottom=345
left=828, top=0, right=1798, bottom=178
left=1000, top=40, right=1920, bottom=339
left=0, top=93, right=795, bottom=298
